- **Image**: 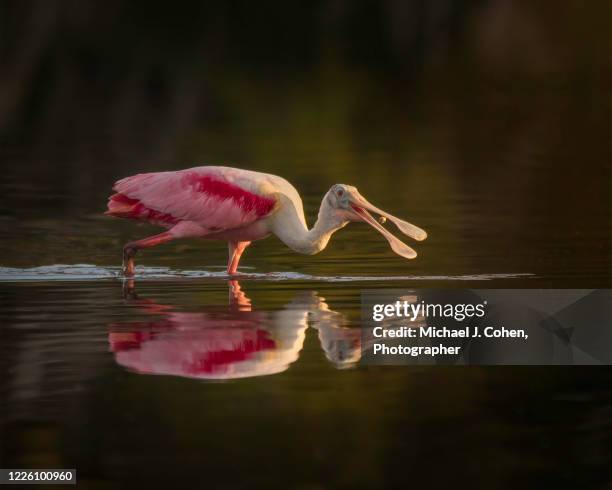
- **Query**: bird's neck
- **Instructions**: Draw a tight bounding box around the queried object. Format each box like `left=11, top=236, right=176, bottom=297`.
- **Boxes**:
left=273, top=195, right=347, bottom=255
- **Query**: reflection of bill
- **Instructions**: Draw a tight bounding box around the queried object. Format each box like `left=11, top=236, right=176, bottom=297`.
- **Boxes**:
left=109, top=281, right=361, bottom=380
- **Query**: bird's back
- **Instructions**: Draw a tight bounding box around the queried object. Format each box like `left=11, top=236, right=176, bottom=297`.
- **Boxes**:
left=106, top=165, right=306, bottom=232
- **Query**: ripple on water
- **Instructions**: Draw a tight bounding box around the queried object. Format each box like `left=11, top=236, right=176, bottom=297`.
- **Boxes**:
left=0, top=264, right=535, bottom=282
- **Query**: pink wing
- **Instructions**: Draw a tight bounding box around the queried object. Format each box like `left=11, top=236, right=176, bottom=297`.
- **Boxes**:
left=106, top=167, right=277, bottom=233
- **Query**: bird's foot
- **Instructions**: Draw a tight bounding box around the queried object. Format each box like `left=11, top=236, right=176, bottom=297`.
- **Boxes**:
left=226, top=265, right=241, bottom=276
left=227, top=268, right=252, bottom=278
left=122, top=245, right=137, bottom=277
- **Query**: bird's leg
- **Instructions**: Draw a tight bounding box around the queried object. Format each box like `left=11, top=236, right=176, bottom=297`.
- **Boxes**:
left=227, top=241, right=251, bottom=275
left=122, top=231, right=175, bottom=277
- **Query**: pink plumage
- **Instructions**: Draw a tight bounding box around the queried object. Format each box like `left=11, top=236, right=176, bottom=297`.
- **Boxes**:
left=106, top=165, right=427, bottom=276
left=106, top=166, right=277, bottom=232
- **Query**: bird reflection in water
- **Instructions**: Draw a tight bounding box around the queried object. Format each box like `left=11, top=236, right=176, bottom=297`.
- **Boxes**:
left=109, top=280, right=362, bottom=380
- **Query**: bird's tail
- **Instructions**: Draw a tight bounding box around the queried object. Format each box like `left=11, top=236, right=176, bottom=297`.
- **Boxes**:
left=105, top=193, right=141, bottom=218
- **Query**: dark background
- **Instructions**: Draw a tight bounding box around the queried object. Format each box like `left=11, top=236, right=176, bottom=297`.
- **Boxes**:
left=0, top=0, right=610, bottom=283
left=0, top=2, right=611, bottom=489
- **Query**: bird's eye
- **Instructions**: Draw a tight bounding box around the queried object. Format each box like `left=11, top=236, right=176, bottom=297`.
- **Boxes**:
left=337, top=189, right=344, bottom=197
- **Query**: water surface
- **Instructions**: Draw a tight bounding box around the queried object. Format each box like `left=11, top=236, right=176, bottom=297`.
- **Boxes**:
left=1, top=278, right=611, bottom=489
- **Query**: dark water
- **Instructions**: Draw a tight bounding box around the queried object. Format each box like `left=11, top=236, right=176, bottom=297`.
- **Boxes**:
left=1, top=279, right=611, bottom=489
left=1, top=1, right=611, bottom=488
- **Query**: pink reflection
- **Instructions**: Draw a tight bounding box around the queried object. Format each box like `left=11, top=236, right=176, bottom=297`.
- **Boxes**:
left=109, top=281, right=361, bottom=380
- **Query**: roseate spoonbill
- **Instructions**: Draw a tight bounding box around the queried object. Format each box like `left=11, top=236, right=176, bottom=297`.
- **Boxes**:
left=106, top=166, right=427, bottom=276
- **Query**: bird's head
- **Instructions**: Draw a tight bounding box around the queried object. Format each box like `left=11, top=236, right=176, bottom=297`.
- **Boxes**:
left=326, top=184, right=427, bottom=259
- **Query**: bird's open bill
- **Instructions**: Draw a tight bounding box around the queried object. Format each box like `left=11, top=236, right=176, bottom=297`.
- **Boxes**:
left=349, top=192, right=427, bottom=260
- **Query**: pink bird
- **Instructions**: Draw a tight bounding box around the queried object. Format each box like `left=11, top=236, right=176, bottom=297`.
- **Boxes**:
left=105, top=166, right=427, bottom=276
left=109, top=281, right=363, bottom=379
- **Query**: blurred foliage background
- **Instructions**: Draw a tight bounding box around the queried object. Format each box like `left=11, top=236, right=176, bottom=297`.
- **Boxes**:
left=0, top=0, right=609, bottom=281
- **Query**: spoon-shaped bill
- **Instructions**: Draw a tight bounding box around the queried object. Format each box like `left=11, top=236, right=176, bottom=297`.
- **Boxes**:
left=351, top=205, right=418, bottom=259
left=353, top=192, right=427, bottom=241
